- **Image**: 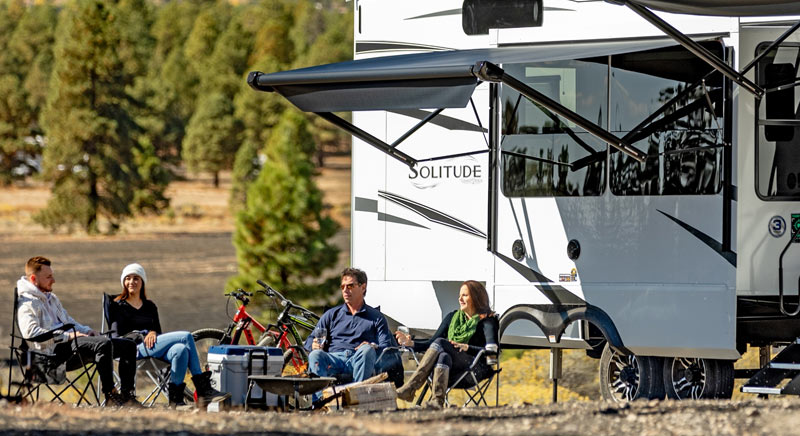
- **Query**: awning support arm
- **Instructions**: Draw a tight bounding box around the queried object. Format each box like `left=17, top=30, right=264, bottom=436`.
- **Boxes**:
left=315, top=112, right=417, bottom=168
left=473, top=61, right=647, bottom=163
left=740, top=19, right=800, bottom=75
left=390, top=108, right=444, bottom=149
left=622, top=0, right=764, bottom=98
left=416, top=149, right=489, bottom=163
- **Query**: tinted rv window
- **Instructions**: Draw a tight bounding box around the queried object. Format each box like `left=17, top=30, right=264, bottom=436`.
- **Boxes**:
left=609, top=44, right=724, bottom=196
left=501, top=59, right=607, bottom=197
left=755, top=42, right=800, bottom=199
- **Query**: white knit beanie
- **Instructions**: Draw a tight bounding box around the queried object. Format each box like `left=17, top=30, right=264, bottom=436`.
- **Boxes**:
left=120, top=263, right=147, bottom=286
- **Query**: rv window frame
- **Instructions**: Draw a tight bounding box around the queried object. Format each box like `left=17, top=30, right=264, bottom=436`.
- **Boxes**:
left=753, top=40, right=800, bottom=201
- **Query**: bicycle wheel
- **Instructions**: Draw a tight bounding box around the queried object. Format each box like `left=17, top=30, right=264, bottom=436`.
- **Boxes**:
left=192, top=328, right=226, bottom=372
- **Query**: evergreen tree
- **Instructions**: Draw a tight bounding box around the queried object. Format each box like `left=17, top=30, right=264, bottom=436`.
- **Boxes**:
left=36, top=0, right=158, bottom=233
left=228, top=110, right=339, bottom=301
left=182, top=92, right=240, bottom=187
left=0, top=0, right=38, bottom=184
left=230, top=55, right=286, bottom=209
left=141, top=0, right=202, bottom=161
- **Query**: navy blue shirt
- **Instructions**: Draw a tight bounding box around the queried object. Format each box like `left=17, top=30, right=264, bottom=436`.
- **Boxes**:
left=304, top=303, right=392, bottom=353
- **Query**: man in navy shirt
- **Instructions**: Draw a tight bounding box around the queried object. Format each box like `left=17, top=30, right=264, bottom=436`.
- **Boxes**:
left=305, top=267, right=392, bottom=382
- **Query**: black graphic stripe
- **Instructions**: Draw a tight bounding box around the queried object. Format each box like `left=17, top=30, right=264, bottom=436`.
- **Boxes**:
left=378, top=191, right=486, bottom=238
left=355, top=41, right=452, bottom=54
left=496, top=252, right=586, bottom=305
left=657, top=210, right=737, bottom=267
left=406, top=8, right=462, bottom=20
left=355, top=196, right=429, bottom=230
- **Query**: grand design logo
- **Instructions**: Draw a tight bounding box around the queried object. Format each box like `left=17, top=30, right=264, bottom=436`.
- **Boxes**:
left=408, top=156, right=484, bottom=189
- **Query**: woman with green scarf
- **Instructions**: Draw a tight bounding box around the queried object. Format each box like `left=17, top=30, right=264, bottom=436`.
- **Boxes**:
left=395, top=280, right=499, bottom=408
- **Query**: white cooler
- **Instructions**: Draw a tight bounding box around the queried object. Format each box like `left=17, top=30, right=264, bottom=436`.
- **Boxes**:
left=207, top=345, right=284, bottom=407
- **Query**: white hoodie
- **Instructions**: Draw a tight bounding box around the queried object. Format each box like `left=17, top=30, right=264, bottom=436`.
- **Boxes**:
left=16, top=276, right=92, bottom=354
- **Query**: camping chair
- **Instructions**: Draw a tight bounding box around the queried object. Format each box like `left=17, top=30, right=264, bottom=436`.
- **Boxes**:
left=414, top=345, right=501, bottom=407
left=100, top=293, right=171, bottom=407
left=8, top=287, right=101, bottom=405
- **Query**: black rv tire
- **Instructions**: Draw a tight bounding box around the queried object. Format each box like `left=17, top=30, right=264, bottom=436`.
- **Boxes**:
left=600, top=344, right=665, bottom=402
left=662, top=357, right=734, bottom=400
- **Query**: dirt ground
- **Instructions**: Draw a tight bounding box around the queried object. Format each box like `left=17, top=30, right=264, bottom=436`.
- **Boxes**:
left=2, top=398, right=800, bottom=436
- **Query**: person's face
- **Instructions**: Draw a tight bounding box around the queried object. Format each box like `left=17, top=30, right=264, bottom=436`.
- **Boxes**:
left=458, top=285, right=474, bottom=315
left=340, top=275, right=366, bottom=308
left=31, top=265, right=55, bottom=293
left=123, top=274, right=143, bottom=296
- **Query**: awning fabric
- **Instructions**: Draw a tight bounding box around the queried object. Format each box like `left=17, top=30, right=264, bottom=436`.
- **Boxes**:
left=618, top=0, right=800, bottom=17
left=248, top=38, right=691, bottom=112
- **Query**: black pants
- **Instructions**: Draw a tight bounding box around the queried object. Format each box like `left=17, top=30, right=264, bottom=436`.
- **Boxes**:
left=54, top=336, right=137, bottom=394
left=430, top=338, right=490, bottom=385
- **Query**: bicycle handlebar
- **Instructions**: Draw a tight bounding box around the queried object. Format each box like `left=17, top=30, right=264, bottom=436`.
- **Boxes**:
left=255, top=280, right=319, bottom=322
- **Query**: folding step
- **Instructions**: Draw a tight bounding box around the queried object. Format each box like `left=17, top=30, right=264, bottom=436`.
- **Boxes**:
left=741, top=386, right=782, bottom=395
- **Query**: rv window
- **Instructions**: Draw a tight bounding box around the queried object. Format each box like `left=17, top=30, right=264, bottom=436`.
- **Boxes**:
left=609, top=44, right=724, bottom=196
left=501, top=59, right=607, bottom=197
left=755, top=42, right=800, bottom=199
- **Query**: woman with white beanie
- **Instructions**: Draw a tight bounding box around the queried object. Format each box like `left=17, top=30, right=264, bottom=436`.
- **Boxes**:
left=109, top=263, right=230, bottom=408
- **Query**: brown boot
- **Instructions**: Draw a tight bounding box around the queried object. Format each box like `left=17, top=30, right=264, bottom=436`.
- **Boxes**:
left=396, top=347, right=439, bottom=402
left=425, top=365, right=449, bottom=409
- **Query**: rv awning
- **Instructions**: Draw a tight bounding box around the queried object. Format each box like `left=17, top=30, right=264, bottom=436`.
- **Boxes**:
left=247, top=38, right=690, bottom=112
left=614, top=0, right=800, bottom=17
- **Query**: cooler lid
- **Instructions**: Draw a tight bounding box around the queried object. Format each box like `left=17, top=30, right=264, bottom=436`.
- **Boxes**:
left=207, top=345, right=284, bottom=356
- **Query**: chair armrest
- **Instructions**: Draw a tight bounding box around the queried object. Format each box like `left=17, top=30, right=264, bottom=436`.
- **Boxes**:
left=25, top=323, right=76, bottom=343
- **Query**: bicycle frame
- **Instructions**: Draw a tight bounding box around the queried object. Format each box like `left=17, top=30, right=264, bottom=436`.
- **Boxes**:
left=224, top=297, right=267, bottom=346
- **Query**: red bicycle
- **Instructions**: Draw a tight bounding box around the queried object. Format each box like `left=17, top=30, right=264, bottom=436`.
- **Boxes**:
left=192, top=281, right=319, bottom=374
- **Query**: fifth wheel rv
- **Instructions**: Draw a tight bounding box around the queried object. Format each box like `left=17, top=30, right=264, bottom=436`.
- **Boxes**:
left=247, top=0, right=800, bottom=401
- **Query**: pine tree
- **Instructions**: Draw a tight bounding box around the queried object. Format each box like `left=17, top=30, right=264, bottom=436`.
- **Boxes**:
left=229, top=110, right=339, bottom=301
left=230, top=55, right=286, bottom=209
left=36, top=0, right=154, bottom=233
left=0, top=0, right=40, bottom=184
left=182, top=92, right=240, bottom=187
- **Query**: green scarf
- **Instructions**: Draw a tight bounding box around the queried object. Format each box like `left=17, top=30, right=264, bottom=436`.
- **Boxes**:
left=447, top=310, right=480, bottom=344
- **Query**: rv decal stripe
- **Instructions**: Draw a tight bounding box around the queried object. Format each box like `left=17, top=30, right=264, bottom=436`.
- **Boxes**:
left=406, top=9, right=461, bottom=20
left=355, top=41, right=453, bottom=54
left=657, top=210, right=737, bottom=267
left=355, top=196, right=429, bottom=229
left=390, top=109, right=487, bottom=133
left=496, top=253, right=586, bottom=305
left=378, top=191, right=487, bottom=238
left=378, top=212, right=430, bottom=229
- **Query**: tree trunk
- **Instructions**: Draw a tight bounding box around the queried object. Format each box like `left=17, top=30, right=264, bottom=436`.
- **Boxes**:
left=213, top=171, right=220, bottom=188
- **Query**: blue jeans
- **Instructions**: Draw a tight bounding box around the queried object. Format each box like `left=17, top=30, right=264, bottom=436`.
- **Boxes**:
left=308, top=346, right=377, bottom=382
left=136, top=331, right=202, bottom=385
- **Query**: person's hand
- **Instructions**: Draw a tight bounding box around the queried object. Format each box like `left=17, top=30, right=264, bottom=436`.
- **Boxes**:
left=450, top=341, right=468, bottom=352
left=68, top=331, right=88, bottom=340
left=144, top=331, right=157, bottom=349
left=312, top=337, right=323, bottom=351
left=356, top=341, right=377, bottom=351
left=395, top=330, right=413, bottom=347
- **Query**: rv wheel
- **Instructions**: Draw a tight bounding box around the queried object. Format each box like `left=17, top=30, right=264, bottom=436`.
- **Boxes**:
left=663, top=357, right=734, bottom=399
left=599, top=344, right=664, bottom=402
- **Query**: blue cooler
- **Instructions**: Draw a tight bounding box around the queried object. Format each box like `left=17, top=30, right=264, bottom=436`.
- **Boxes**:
left=207, top=345, right=284, bottom=407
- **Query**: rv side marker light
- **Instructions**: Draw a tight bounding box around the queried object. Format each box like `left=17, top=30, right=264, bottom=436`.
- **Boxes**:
left=547, top=335, right=557, bottom=344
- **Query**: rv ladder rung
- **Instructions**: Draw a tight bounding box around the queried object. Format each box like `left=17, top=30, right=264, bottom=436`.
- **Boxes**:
left=769, top=362, right=800, bottom=370
left=741, top=386, right=782, bottom=395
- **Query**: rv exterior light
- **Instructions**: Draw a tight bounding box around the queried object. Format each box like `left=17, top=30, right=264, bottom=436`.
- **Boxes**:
left=512, top=239, right=525, bottom=261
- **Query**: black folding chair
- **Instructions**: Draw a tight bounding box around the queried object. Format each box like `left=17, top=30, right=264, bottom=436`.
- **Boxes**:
left=100, top=293, right=172, bottom=407
left=8, top=287, right=101, bottom=405
left=414, top=346, right=502, bottom=407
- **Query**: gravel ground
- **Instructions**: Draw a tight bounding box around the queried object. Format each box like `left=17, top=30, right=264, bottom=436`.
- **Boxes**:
left=2, top=399, right=800, bottom=436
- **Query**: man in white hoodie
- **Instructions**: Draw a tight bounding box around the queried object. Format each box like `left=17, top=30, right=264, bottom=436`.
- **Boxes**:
left=16, top=256, right=137, bottom=406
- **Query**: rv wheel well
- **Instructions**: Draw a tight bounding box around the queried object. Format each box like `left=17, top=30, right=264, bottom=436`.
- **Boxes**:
left=498, top=303, right=630, bottom=355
